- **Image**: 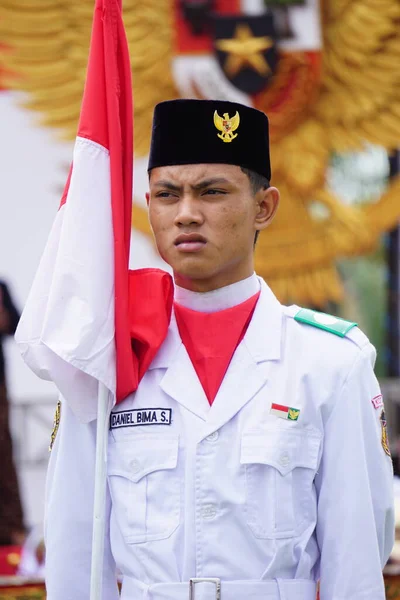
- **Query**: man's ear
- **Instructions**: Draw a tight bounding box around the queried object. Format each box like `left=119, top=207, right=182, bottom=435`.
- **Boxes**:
left=255, top=186, right=279, bottom=233
left=145, top=192, right=150, bottom=206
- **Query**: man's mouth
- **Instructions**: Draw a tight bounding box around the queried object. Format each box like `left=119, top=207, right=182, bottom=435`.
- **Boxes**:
left=174, top=233, right=207, bottom=253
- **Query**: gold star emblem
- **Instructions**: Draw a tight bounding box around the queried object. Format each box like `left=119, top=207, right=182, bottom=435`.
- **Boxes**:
left=216, top=23, right=274, bottom=77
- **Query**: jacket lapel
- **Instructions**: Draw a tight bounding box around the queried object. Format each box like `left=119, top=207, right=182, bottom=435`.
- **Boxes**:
left=149, top=312, right=210, bottom=420
left=200, top=279, right=283, bottom=439
left=148, top=278, right=283, bottom=429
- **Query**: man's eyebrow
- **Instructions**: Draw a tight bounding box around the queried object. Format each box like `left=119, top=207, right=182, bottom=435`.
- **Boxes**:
left=192, top=178, right=231, bottom=190
left=152, top=180, right=182, bottom=192
left=152, top=177, right=231, bottom=192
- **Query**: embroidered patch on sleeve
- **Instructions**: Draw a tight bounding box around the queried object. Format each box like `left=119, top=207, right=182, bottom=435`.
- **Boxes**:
left=380, top=409, right=391, bottom=457
left=110, top=408, right=172, bottom=429
left=49, top=400, right=61, bottom=451
left=371, top=394, right=384, bottom=410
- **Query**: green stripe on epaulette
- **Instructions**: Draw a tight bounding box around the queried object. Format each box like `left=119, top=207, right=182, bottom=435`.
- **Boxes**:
left=294, top=308, right=357, bottom=338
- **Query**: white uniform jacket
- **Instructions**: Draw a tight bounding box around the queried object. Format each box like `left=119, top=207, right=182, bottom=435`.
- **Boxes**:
left=45, top=279, right=394, bottom=600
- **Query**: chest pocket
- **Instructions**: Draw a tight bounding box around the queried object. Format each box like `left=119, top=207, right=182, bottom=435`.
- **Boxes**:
left=108, top=434, right=180, bottom=544
left=241, top=428, right=321, bottom=539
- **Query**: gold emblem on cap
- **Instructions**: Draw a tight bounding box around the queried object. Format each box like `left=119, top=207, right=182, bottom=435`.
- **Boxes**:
left=214, top=110, right=240, bottom=143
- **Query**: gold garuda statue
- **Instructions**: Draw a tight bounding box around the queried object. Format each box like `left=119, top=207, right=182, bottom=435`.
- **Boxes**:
left=2, top=0, right=400, bottom=306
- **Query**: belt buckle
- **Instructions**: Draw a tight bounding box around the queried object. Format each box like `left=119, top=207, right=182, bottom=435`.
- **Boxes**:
left=189, top=578, right=221, bottom=600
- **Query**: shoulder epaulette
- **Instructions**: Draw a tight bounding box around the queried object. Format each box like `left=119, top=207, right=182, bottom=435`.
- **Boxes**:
left=283, top=306, right=370, bottom=350
left=294, top=308, right=357, bottom=338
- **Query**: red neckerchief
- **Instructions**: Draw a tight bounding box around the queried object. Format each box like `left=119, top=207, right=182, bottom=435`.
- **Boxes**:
left=128, top=269, right=174, bottom=387
left=174, top=291, right=260, bottom=405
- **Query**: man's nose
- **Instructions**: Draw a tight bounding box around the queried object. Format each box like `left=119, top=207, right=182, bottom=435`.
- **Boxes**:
left=174, top=195, right=204, bottom=226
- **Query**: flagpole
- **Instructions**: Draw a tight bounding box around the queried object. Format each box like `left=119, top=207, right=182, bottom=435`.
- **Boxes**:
left=90, top=381, right=112, bottom=600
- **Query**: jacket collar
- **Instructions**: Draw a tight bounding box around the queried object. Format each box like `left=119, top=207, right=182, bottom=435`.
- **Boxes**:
left=149, top=277, right=282, bottom=371
left=174, top=272, right=260, bottom=312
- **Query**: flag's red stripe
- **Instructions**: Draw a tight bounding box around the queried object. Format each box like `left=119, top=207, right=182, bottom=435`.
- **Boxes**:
left=271, top=403, right=289, bottom=412
left=72, top=0, right=136, bottom=402
left=102, top=0, right=136, bottom=402
left=77, top=1, right=109, bottom=150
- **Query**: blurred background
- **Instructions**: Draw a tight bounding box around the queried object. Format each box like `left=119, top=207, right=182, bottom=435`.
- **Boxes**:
left=2, top=0, right=400, bottom=593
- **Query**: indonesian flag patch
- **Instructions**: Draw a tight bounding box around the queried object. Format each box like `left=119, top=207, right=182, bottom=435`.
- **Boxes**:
left=270, top=403, right=300, bottom=421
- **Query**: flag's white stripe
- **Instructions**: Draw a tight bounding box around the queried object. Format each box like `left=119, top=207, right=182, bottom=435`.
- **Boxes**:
left=16, top=137, right=115, bottom=422
left=270, top=408, right=288, bottom=419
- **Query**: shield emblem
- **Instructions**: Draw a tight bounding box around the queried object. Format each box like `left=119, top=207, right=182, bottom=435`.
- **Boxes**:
left=213, top=15, right=278, bottom=95
left=173, top=0, right=322, bottom=141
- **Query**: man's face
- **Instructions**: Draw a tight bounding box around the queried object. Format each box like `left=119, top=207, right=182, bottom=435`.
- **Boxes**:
left=148, top=163, right=278, bottom=291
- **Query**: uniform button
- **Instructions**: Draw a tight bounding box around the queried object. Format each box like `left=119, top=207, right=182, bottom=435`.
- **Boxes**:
left=206, top=431, right=219, bottom=442
left=279, top=452, right=290, bottom=467
left=130, top=459, right=141, bottom=473
left=202, top=504, right=217, bottom=520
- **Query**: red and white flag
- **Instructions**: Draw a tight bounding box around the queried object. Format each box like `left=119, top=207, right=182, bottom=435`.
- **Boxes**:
left=15, top=0, right=137, bottom=422
left=270, top=403, right=301, bottom=421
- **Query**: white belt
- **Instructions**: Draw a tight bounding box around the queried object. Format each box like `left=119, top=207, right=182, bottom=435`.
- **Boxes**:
left=121, top=577, right=317, bottom=600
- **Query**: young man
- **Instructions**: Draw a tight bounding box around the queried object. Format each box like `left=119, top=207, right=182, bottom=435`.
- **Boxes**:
left=45, top=100, right=394, bottom=600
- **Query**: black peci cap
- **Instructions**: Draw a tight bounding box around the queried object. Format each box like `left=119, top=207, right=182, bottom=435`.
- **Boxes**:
left=148, top=99, right=271, bottom=181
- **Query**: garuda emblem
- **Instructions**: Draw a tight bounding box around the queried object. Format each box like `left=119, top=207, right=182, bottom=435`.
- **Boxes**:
left=213, top=110, right=240, bottom=142
left=288, top=408, right=300, bottom=422
left=2, top=0, right=400, bottom=306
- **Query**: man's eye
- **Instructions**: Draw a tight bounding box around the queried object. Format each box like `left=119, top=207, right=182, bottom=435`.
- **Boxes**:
left=203, top=189, right=226, bottom=196
left=156, top=192, right=174, bottom=198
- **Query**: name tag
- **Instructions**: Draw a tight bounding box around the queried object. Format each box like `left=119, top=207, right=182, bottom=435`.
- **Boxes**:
left=110, top=408, right=172, bottom=429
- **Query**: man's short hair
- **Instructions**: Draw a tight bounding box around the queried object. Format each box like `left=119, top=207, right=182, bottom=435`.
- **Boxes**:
left=241, top=167, right=270, bottom=195
left=240, top=167, right=270, bottom=245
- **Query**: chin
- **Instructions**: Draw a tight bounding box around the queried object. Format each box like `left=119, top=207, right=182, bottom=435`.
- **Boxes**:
left=169, top=256, right=216, bottom=281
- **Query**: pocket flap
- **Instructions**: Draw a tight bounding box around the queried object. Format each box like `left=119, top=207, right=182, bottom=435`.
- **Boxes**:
left=108, top=434, right=179, bottom=482
left=241, top=428, right=321, bottom=476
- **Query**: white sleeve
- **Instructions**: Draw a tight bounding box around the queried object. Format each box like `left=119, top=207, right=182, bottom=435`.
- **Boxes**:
left=315, top=344, right=394, bottom=600
left=44, top=399, right=119, bottom=600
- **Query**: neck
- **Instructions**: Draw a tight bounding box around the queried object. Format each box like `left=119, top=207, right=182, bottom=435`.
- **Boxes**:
left=173, top=258, right=255, bottom=293
left=174, top=273, right=259, bottom=313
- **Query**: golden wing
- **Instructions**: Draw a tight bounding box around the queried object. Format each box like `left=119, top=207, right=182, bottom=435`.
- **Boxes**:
left=317, top=0, right=400, bottom=153
left=254, top=181, right=375, bottom=306
left=213, top=110, right=225, bottom=132
left=266, top=0, right=400, bottom=196
left=253, top=0, right=400, bottom=305
left=317, top=0, right=400, bottom=247
left=0, top=0, right=87, bottom=140
left=124, top=0, right=178, bottom=156
left=230, top=111, right=240, bottom=132
left=0, top=0, right=178, bottom=154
